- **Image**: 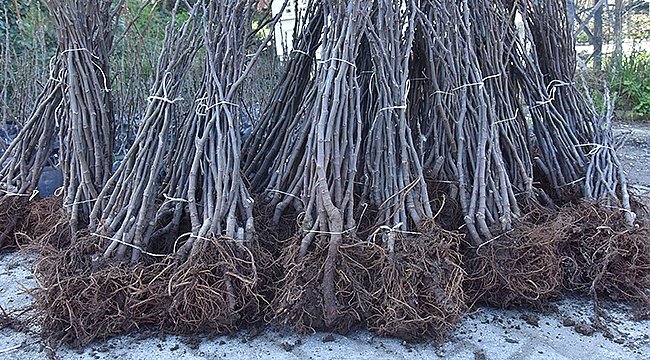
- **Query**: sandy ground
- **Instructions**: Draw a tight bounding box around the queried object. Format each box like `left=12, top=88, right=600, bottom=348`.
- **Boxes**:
left=1, top=120, right=649, bottom=359
left=614, top=120, right=650, bottom=198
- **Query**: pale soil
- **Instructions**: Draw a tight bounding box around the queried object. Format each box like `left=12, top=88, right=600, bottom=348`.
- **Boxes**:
left=614, top=120, right=650, bottom=199
left=0, top=120, right=649, bottom=360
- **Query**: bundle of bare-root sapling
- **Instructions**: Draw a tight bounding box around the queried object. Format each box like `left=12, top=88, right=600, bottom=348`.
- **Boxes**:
left=469, top=0, right=574, bottom=307
left=27, top=0, right=139, bottom=346
left=410, top=0, right=568, bottom=308
left=1, top=1, right=122, bottom=247
left=581, top=88, right=635, bottom=224
left=33, top=1, right=285, bottom=344
left=46, top=0, right=123, bottom=234
left=89, top=3, right=202, bottom=263
left=0, top=56, right=64, bottom=248
left=256, top=0, right=380, bottom=332
left=415, top=0, right=523, bottom=245
left=525, top=1, right=646, bottom=316
left=361, top=0, right=465, bottom=340
left=243, top=1, right=323, bottom=193
left=510, top=0, right=594, bottom=202
left=151, top=0, right=285, bottom=332
left=460, top=0, right=645, bottom=310
left=523, top=0, right=634, bottom=224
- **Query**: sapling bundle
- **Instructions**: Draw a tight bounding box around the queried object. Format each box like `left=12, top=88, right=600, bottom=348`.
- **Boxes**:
left=509, top=0, right=593, bottom=200
left=361, top=0, right=432, bottom=238
left=46, top=0, right=123, bottom=233
left=0, top=0, right=122, bottom=245
left=403, top=0, right=567, bottom=308
left=159, top=0, right=283, bottom=258
left=243, top=1, right=323, bottom=192
left=407, top=1, right=462, bottom=225
left=470, top=2, right=535, bottom=199
left=33, top=1, right=287, bottom=344
left=411, top=0, right=525, bottom=245
left=465, top=0, right=641, bottom=308
left=360, top=1, right=466, bottom=340
left=0, top=77, right=62, bottom=197
left=0, top=73, right=62, bottom=248
left=0, top=7, right=64, bottom=245
left=148, top=0, right=285, bottom=329
left=510, top=0, right=633, bottom=218
left=582, top=88, right=635, bottom=224
left=89, top=3, right=202, bottom=263
left=524, top=0, right=594, bottom=143
left=257, top=0, right=374, bottom=330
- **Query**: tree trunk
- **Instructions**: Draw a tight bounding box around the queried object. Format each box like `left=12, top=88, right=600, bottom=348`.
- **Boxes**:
left=593, top=0, right=604, bottom=72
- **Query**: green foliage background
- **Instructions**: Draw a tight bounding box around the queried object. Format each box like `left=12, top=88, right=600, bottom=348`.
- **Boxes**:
left=612, top=51, right=650, bottom=118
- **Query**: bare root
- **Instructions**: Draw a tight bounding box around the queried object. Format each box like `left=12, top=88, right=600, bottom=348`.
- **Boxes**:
left=0, top=196, right=28, bottom=250
left=32, top=233, right=270, bottom=347
left=272, top=235, right=383, bottom=333
left=368, top=228, right=466, bottom=341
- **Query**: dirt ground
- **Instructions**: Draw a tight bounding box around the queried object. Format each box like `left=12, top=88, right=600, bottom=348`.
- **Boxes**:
left=0, top=119, right=649, bottom=359
left=614, top=120, right=650, bottom=200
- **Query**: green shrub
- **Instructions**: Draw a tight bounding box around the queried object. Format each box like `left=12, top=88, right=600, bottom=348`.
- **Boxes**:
left=611, top=51, right=650, bottom=118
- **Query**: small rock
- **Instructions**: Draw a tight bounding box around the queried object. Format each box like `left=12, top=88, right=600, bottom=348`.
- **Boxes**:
left=574, top=323, right=594, bottom=336
left=247, top=327, right=261, bottom=341
left=184, top=337, right=200, bottom=350
left=521, top=314, right=539, bottom=327
left=474, top=350, right=487, bottom=360
left=322, top=334, right=335, bottom=343
left=281, top=342, right=294, bottom=352
left=562, top=317, right=576, bottom=327
left=505, top=337, right=519, bottom=344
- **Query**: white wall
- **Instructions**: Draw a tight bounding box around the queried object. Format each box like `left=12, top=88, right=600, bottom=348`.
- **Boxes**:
left=271, top=1, right=307, bottom=59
